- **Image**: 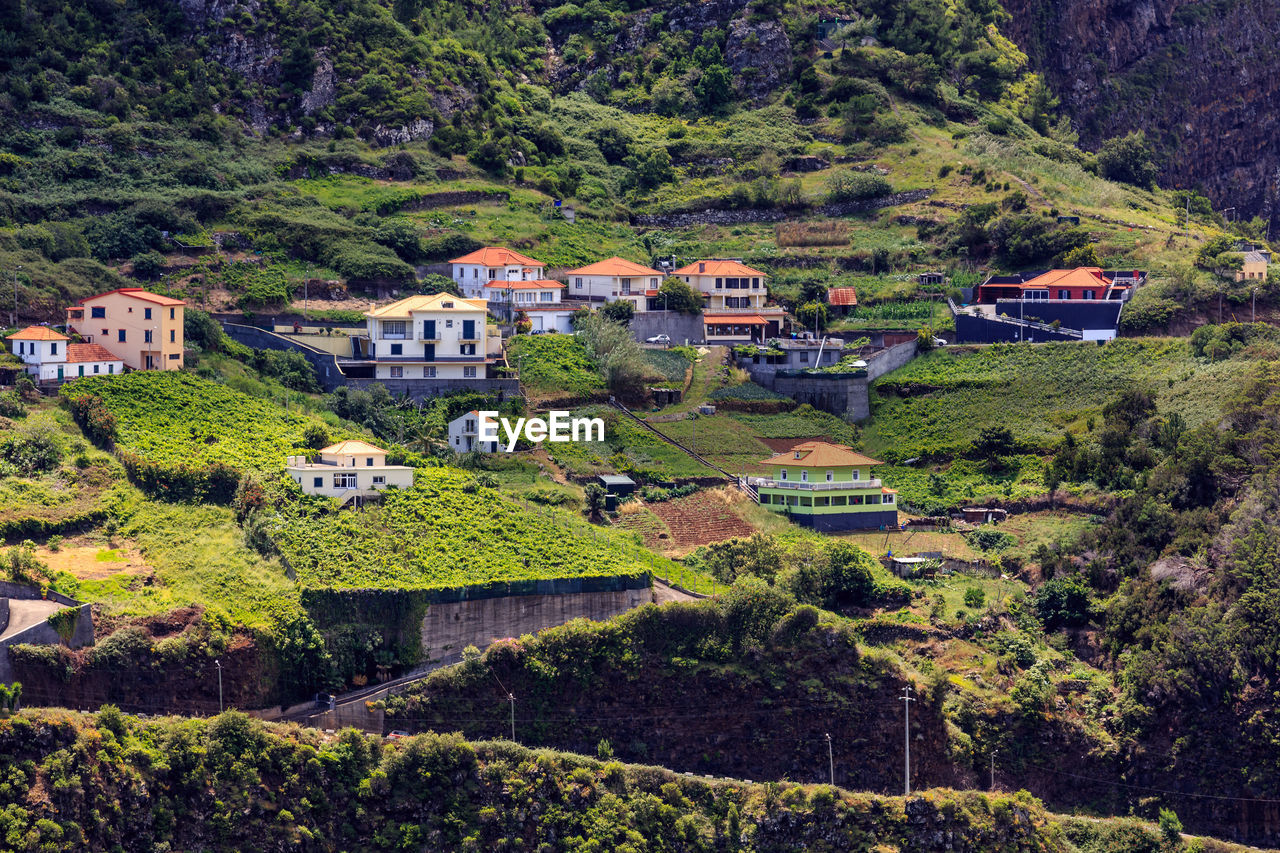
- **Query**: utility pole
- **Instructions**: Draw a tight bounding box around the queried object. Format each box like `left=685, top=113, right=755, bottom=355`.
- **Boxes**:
left=508, top=693, right=516, bottom=742
left=826, top=732, right=834, bottom=786
left=689, top=411, right=696, bottom=456
left=215, top=659, right=223, bottom=713
left=990, top=751, right=996, bottom=790
left=12, top=265, right=21, bottom=328
left=900, top=684, right=914, bottom=796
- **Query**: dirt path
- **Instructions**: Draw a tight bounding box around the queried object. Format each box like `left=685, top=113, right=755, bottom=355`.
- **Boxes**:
left=1, top=600, right=66, bottom=641
left=652, top=579, right=697, bottom=603
left=36, top=542, right=150, bottom=581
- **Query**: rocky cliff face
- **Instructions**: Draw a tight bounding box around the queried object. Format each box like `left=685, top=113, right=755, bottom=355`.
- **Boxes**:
left=1002, top=0, right=1280, bottom=216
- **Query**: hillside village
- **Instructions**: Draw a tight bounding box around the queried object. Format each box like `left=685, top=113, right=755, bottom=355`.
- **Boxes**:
left=7, top=0, right=1280, bottom=846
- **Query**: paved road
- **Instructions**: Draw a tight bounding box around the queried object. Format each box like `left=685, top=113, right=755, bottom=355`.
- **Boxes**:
left=0, top=599, right=66, bottom=642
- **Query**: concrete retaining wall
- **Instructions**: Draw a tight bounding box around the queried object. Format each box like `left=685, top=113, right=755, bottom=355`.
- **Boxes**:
left=0, top=602, right=94, bottom=684
left=630, top=313, right=706, bottom=346
left=223, top=323, right=349, bottom=391
left=0, top=598, right=7, bottom=637
left=865, top=340, right=919, bottom=381
left=419, top=587, right=652, bottom=662
left=770, top=373, right=871, bottom=420
left=0, top=581, right=79, bottom=606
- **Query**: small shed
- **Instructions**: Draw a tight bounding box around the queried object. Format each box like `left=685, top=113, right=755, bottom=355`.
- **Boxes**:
left=918, top=272, right=945, bottom=287
left=961, top=506, right=1008, bottom=524
left=597, top=474, right=636, bottom=497
left=886, top=556, right=936, bottom=579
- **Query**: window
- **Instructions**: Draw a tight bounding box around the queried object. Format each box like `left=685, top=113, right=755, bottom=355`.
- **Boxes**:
left=169, top=329, right=175, bottom=343
left=423, top=320, right=436, bottom=339
left=801, top=470, right=808, bottom=482
left=826, top=470, right=834, bottom=482
left=445, top=319, right=454, bottom=329
left=488, top=269, right=497, bottom=279
left=169, top=308, right=175, bottom=320
left=93, top=364, right=100, bottom=374
left=540, top=291, right=554, bottom=302
left=1024, top=289, right=1049, bottom=301
left=372, top=475, right=385, bottom=486
left=851, top=469, right=860, bottom=481
left=752, top=277, right=760, bottom=288
left=144, top=330, right=152, bottom=343
left=650, top=278, right=658, bottom=287
left=313, top=477, right=323, bottom=488
left=50, top=343, right=57, bottom=355
left=620, top=278, right=632, bottom=295
left=108, top=364, right=114, bottom=374
left=832, top=495, right=847, bottom=506
left=381, top=320, right=407, bottom=339
left=78, top=365, right=84, bottom=377
left=128, top=306, right=133, bottom=313
left=575, top=277, right=583, bottom=289
left=91, top=306, right=106, bottom=319
left=715, top=278, right=723, bottom=289
left=780, top=469, right=788, bottom=481
left=1057, top=289, right=1071, bottom=300
left=463, top=366, right=477, bottom=378
left=462, top=320, right=476, bottom=338
left=816, top=496, right=830, bottom=506
left=365, top=457, right=374, bottom=466
left=390, top=344, right=402, bottom=355
left=884, top=494, right=894, bottom=503
left=424, top=366, right=436, bottom=378
left=334, top=473, right=357, bottom=489
left=800, top=352, right=808, bottom=362
left=799, top=496, right=812, bottom=507
left=460, top=343, right=476, bottom=355
left=118, top=329, right=126, bottom=342
left=389, top=366, right=403, bottom=378
left=465, top=419, right=476, bottom=431
left=168, top=353, right=179, bottom=360
left=1083, top=290, right=1095, bottom=300
left=144, top=308, right=152, bottom=320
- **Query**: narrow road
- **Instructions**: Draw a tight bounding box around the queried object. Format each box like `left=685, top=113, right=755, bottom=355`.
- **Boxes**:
left=1, top=600, right=66, bottom=641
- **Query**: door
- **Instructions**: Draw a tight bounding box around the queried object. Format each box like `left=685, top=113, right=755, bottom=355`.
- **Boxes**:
left=423, top=344, right=435, bottom=362
left=424, top=320, right=435, bottom=339
left=56, top=366, right=63, bottom=380
left=462, top=319, right=476, bottom=339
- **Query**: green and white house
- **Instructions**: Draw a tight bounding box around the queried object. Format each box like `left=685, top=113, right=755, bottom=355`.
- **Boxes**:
left=748, top=441, right=898, bottom=531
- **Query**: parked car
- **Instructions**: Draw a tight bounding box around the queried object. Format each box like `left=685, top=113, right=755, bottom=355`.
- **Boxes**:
left=529, top=328, right=549, bottom=335
left=645, top=334, right=671, bottom=345
left=387, top=730, right=410, bottom=739
left=933, top=337, right=948, bottom=347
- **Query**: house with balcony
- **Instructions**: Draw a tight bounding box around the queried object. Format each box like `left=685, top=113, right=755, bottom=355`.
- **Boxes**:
left=5, top=326, right=123, bottom=383
left=958, top=267, right=1145, bottom=343
left=565, top=257, right=664, bottom=311
left=484, top=279, right=578, bottom=332
left=748, top=440, right=897, bottom=531
left=447, top=410, right=500, bottom=453
left=364, top=293, right=495, bottom=381
left=671, top=259, right=785, bottom=341
left=65, top=288, right=185, bottom=370
left=285, top=440, right=415, bottom=499
left=451, top=247, right=547, bottom=299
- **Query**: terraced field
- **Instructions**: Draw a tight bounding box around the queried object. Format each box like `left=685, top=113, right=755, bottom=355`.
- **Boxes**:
left=647, top=488, right=755, bottom=550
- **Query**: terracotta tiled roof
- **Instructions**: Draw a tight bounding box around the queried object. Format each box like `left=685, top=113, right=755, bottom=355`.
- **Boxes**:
left=366, top=294, right=488, bottom=317
left=704, top=314, right=767, bottom=324
left=449, top=247, right=544, bottom=267
left=827, top=287, right=858, bottom=306
left=673, top=259, right=768, bottom=278
left=482, top=280, right=566, bottom=289
left=6, top=326, right=68, bottom=341
left=78, top=288, right=185, bottom=306
left=1019, top=267, right=1111, bottom=291
left=319, top=440, right=386, bottom=456
left=565, top=257, right=664, bottom=277
left=760, top=441, right=884, bottom=468
left=65, top=343, right=121, bottom=363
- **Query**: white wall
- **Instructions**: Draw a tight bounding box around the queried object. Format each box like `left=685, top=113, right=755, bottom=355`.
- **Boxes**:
left=288, top=465, right=415, bottom=498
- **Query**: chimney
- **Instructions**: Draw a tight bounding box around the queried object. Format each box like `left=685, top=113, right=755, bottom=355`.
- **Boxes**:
left=699, top=262, right=706, bottom=273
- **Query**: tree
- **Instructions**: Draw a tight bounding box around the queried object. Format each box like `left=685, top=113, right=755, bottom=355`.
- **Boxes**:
left=1158, top=808, right=1183, bottom=844
left=1097, top=131, right=1159, bottom=189
left=303, top=423, right=330, bottom=450
left=622, top=148, right=675, bottom=191
left=916, top=327, right=936, bottom=351
left=657, top=278, right=704, bottom=314
left=583, top=483, right=607, bottom=520
left=825, top=170, right=891, bottom=203
left=131, top=251, right=165, bottom=280
left=415, top=274, right=461, bottom=296
left=1043, top=464, right=1061, bottom=508
left=971, top=426, right=1016, bottom=471
left=599, top=300, right=635, bottom=326
left=794, top=301, right=828, bottom=332
left=1061, top=244, right=1101, bottom=268
left=1034, top=576, right=1093, bottom=629
left=695, top=64, right=733, bottom=113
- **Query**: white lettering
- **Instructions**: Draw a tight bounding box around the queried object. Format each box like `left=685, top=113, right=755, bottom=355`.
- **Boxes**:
left=525, top=418, right=548, bottom=443
left=573, top=417, right=605, bottom=442
left=478, top=411, right=500, bottom=445
left=549, top=410, right=569, bottom=441
left=501, top=417, right=525, bottom=453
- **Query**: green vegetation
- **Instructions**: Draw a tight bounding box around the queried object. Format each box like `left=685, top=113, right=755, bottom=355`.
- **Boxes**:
left=269, top=468, right=669, bottom=589
left=507, top=334, right=604, bottom=398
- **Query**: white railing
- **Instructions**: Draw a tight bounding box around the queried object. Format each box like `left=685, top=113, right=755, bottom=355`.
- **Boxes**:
left=747, top=477, right=882, bottom=491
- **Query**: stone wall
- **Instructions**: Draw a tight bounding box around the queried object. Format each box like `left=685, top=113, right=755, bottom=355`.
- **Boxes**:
left=0, top=602, right=94, bottom=684
left=223, top=323, right=348, bottom=391
left=770, top=373, right=871, bottom=420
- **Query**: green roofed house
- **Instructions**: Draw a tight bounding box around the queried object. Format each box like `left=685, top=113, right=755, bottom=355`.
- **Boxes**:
left=748, top=441, right=898, bottom=531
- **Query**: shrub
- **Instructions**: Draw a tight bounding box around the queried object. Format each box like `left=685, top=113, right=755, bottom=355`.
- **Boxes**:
left=963, top=587, right=985, bottom=608
left=1034, top=576, right=1093, bottom=629
left=1097, top=131, right=1159, bottom=189
left=63, top=393, right=118, bottom=448
left=825, top=170, right=891, bottom=203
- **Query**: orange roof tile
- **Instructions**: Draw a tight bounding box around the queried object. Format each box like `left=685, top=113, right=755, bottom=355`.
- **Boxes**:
left=78, top=288, right=185, bottom=307
left=566, top=257, right=664, bottom=277
left=827, top=287, right=858, bottom=306
left=65, top=343, right=121, bottom=363
left=6, top=326, right=68, bottom=341
left=704, top=314, right=767, bottom=325
left=319, top=440, right=387, bottom=456
left=673, top=259, right=768, bottom=278
left=1019, top=267, right=1111, bottom=290
left=759, top=441, right=884, bottom=468
left=483, top=279, right=566, bottom=289
left=449, top=247, right=544, bottom=267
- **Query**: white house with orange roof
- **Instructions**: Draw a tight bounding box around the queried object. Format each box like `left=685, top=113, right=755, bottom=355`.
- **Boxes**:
left=565, top=257, right=664, bottom=310
left=447, top=410, right=500, bottom=453
left=364, top=293, right=496, bottom=381
left=5, top=326, right=124, bottom=383
left=671, top=259, right=785, bottom=341
left=450, top=247, right=547, bottom=299
left=65, top=288, right=185, bottom=371
left=285, top=440, right=416, bottom=498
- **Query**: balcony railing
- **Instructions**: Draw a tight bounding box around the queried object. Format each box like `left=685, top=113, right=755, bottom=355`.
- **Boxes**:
left=748, top=477, right=882, bottom=491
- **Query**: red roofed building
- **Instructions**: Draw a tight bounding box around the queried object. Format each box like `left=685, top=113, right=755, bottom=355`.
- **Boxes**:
left=975, top=267, right=1131, bottom=303
left=671, top=259, right=785, bottom=341
left=450, top=247, right=548, bottom=298
left=565, top=257, right=664, bottom=310
left=827, top=287, right=858, bottom=315
left=6, top=326, right=124, bottom=382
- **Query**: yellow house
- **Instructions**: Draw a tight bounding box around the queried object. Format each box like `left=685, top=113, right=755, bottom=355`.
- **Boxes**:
left=1236, top=251, right=1270, bottom=282
left=66, top=288, right=185, bottom=371
left=286, top=440, right=415, bottom=499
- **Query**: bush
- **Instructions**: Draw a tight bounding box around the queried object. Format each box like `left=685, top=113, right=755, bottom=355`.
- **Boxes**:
left=825, top=170, right=891, bottom=203
left=963, top=587, right=985, bottom=608
left=1034, top=576, right=1093, bottom=629
left=1097, top=131, right=1159, bottom=189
